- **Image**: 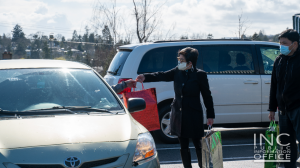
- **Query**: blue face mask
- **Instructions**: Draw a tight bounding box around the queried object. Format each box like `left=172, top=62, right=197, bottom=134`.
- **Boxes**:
left=280, top=42, right=294, bottom=55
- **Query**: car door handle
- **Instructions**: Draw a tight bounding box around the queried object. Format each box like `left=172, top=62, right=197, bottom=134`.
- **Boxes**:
left=244, top=80, right=259, bottom=84
left=264, top=80, right=271, bottom=84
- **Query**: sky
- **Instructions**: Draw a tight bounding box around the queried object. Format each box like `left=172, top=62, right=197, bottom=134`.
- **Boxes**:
left=0, top=0, right=299, bottom=42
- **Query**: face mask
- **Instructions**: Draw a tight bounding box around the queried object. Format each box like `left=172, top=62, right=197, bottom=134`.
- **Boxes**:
left=178, top=62, right=187, bottom=70
left=280, top=42, right=294, bottom=55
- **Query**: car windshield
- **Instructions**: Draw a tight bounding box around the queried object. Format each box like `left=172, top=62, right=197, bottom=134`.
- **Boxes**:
left=0, top=69, right=123, bottom=112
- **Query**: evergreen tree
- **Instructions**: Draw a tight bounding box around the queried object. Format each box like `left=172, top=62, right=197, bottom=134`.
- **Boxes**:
left=6, top=43, right=12, bottom=52
left=180, top=36, right=188, bottom=39
left=71, top=30, right=79, bottom=41
left=62, top=36, right=66, bottom=42
left=12, top=24, right=25, bottom=42
left=83, top=26, right=89, bottom=42
left=3, top=33, right=6, bottom=38
left=102, top=25, right=113, bottom=44
left=15, top=43, right=26, bottom=56
left=60, top=36, right=66, bottom=48
left=42, top=41, right=50, bottom=59
left=85, top=54, right=91, bottom=65
left=78, top=35, right=82, bottom=42
left=11, top=24, right=27, bottom=57
left=77, top=43, right=84, bottom=52
left=207, top=34, right=213, bottom=39
left=252, top=32, right=261, bottom=41
left=66, top=47, right=72, bottom=60
left=241, top=34, right=247, bottom=39
left=89, top=33, right=95, bottom=43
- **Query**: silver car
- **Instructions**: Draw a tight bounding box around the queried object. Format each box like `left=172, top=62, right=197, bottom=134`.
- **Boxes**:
left=0, top=59, right=160, bottom=168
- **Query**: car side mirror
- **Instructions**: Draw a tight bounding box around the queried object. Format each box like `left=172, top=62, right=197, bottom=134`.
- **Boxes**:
left=127, top=98, right=146, bottom=113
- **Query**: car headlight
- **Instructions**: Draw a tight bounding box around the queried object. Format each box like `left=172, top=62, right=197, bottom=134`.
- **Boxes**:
left=132, top=132, right=157, bottom=165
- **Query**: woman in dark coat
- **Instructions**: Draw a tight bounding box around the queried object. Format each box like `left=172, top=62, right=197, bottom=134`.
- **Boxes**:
left=136, top=47, right=215, bottom=168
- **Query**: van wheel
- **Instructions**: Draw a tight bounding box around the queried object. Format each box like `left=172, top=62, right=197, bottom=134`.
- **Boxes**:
left=154, top=105, right=178, bottom=144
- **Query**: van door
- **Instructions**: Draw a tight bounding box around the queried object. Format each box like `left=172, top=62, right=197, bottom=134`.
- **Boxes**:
left=195, top=45, right=261, bottom=124
left=255, top=45, right=280, bottom=122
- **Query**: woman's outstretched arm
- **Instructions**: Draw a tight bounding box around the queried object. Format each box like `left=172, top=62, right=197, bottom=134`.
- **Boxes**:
left=136, top=67, right=176, bottom=83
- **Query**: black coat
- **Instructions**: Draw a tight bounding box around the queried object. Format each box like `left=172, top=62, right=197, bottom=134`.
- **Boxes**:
left=269, top=47, right=300, bottom=112
left=144, top=67, right=215, bottom=138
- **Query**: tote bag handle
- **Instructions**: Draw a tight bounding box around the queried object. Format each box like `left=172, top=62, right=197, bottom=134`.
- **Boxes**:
left=133, top=82, right=145, bottom=92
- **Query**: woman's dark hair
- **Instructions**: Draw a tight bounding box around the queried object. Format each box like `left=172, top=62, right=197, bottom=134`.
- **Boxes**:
left=278, top=29, right=300, bottom=44
left=178, top=47, right=199, bottom=68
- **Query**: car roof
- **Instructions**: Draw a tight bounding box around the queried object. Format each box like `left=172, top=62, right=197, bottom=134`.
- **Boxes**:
left=0, top=59, right=91, bottom=70
left=118, top=40, right=279, bottom=50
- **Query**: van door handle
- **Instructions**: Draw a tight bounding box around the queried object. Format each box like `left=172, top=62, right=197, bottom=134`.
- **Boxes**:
left=244, top=80, right=258, bottom=84
left=264, top=80, right=271, bottom=84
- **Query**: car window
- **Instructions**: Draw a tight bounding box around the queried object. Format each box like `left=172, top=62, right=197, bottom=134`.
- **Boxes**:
left=200, top=45, right=255, bottom=74
left=0, top=69, right=123, bottom=111
left=107, top=51, right=131, bottom=76
left=137, top=46, right=188, bottom=74
left=259, top=46, right=280, bottom=74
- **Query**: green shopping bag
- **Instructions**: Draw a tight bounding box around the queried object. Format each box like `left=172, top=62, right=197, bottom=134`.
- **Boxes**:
left=264, top=121, right=279, bottom=168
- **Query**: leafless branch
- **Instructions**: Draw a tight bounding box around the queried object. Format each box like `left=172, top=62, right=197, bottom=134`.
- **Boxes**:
left=236, top=10, right=251, bottom=39
left=132, top=0, right=166, bottom=43
left=91, top=0, right=122, bottom=44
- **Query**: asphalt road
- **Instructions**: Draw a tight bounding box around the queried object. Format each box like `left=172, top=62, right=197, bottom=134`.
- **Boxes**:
left=153, top=127, right=300, bottom=168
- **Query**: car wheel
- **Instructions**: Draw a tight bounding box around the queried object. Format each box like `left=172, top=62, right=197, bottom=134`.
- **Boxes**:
left=154, top=105, right=178, bottom=144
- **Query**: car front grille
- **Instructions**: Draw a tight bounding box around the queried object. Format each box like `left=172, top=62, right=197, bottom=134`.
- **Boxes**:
left=16, top=157, right=119, bottom=168
left=80, top=157, right=119, bottom=168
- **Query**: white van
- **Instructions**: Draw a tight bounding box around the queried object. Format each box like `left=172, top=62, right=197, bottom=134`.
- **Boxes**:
left=104, top=39, right=280, bottom=143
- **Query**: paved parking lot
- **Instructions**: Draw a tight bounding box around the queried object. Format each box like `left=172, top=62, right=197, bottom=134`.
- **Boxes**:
left=153, top=127, right=300, bottom=168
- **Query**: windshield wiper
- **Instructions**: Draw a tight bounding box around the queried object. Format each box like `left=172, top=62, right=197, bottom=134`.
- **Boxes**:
left=0, top=108, right=76, bottom=116
left=51, top=106, right=113, bottom=114
left=107, top=71, right=117, bottom=75
left=0, top=106, right=114, bottom=116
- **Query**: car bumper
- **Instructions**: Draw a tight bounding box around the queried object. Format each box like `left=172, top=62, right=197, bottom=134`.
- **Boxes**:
left=130, top=153, right=160, bottom=168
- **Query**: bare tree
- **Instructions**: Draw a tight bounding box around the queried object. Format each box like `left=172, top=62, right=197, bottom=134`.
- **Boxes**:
left=190, top=32, right=207, bottom=40
left=236, top=11, right=251, bottom=39
left=91, top=0, right=122, bottom=44
left=55, top=34, right=63, bottom=41
left=149, top=21, right=177, bottom=41
left=132, top=0, right=166, bottom=43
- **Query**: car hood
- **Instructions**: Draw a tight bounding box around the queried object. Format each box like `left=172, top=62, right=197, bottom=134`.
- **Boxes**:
left=0, top=113, right=148, bottom=149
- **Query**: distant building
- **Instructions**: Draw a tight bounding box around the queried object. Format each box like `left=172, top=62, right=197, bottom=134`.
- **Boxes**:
left=293, top=14, right=300, bottom=33
left=2, top=51, right=12, bottom=59
left=25, top=49, right=31, bottom=57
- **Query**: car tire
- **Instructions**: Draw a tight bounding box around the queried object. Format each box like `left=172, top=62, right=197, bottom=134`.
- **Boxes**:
left=154, top=105, right=179, bottom=144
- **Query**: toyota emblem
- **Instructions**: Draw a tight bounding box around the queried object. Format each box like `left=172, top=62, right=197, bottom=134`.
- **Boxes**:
left=64, top=157, right=81, bottom=168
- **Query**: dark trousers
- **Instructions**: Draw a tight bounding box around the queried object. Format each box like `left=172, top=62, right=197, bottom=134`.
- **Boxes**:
left=279, top=106, right=300, bottom=168
left=178, top=137, right=202, bottom=150
left=178, top=137, right=202, bottom=168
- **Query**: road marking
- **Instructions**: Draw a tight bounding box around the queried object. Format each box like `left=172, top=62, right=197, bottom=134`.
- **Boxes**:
left=160, top=157, right=256, bottom=164
left=157, top=143, right=265, bottom=150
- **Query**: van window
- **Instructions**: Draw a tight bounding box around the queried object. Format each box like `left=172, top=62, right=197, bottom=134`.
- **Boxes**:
left=107, top=51, right=131, bottom=76
left=259, top=46, right=280, bottom=74
left=200, top=45, right=255, bottom=74
left=138, top=46, right=187, bottom=74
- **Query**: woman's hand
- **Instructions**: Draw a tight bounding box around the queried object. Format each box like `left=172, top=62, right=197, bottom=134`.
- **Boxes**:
left=207, top=118, right=214, bottom=126
left=135, top=74, right=145, bottom=83
left=125, top=79, right=137, bottom=88
left=269, top=111, right=275, bottom=121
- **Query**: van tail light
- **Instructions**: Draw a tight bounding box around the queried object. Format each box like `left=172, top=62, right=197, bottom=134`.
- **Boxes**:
left=118, top=78, right=132, bottom=95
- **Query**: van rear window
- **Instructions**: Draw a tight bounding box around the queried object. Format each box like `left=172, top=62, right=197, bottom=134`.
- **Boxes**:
left=107, top=51, right=131, bottom=76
